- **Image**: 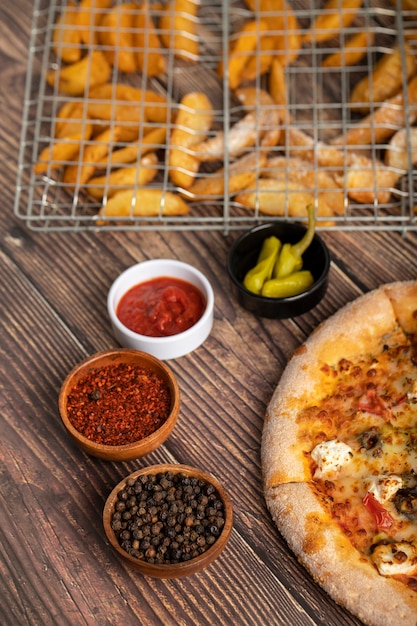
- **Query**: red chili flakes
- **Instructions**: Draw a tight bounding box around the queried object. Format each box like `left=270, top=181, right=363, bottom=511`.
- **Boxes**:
left=66, top=363, right=171, bottom=445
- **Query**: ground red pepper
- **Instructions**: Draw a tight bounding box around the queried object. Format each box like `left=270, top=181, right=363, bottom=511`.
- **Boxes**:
left=66, top=363, right=171, bottom=445
left=116, top=276, right=206, bottom=337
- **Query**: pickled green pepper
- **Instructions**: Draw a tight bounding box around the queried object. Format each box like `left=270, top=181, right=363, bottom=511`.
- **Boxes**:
left=273, top=204, right=316, bottom=278
left=243, top=235, right=281, bottom=295
left=261, top=270, right=314, bottom=298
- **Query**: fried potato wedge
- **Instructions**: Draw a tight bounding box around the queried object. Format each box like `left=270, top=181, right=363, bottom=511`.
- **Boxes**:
left=99, top=188, right=190, bottom=218
left=235, top=87, right=281, bottom=148
left=98, top=3, right=137, bottom=73
left=63, top=126, right=122, bottom=185
left=265, top=155, right=346, bottom=216
left=88, top=83, right=169, bottom=125
left=34, top=133, right=85, bottom=174
left=46, top=50, right=111, bottom=95
left=242, top=0, right=301, bottom=66
left=385, top=127, right=417, bottom=172
left=53, top=0, right=82, bottom=64
left=235, top=179, right=335, bottom=222
left=268, top=57, right=291, bottom=124
left=55, top=101, right=91, bottom=139
left=286, top=126, right=399, bottom=204
left=87, top=153, right=159, bottom=199
left=186, top=152, right=267, bottom=200
left=322, top=30, right=374, bottom=68
left=134, top=1, right=166, bottom=76
left=160, top=0, right=199, bottom=62
left=77, top=0, right=113, bottom=45
left=221, top=19, right=268, bottom=90
left=303, top=0, right=363, bottom=45
left=273, top=2, right=302, bottom=66
left=240, top=35, right=276, bottom=81
left=350, top=44, right=417, bottom=112
left=97, top=127, right=167, bottom=167
left=332, top=75, right=417, bottom=147
left=333, top=153, right=400, bottom=204
left=168, top=92, right=214, bottom=189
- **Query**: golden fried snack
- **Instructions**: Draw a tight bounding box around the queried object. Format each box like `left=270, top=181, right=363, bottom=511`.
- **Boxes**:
left=243, top=0, right=301, bottom=66
left=98, top=3, right=137, bottom=73
left=385, top=128, right=417, bottom=173
left=332, top=75, right=417, bottom=147
left=54, top=101, right=91, bottom=139
left=87, top=153, right=159, bottom=199
left=240, top=35, right=276, bottom=81
left=333, top=152, right=400, bottom=204
left=134, top=1, right=166, bottom=76
left=86, top=83, right=170, bottom=137
left=221, top=19, right=268, bottom=90
left=168, top=92, right=214, bottom=189
left=303, top=0, right=363, bottom=45
left=265, top=155, right=346, bottom=216
left=34, top=101, right=94, bottom=173
left=96, top=127, right=167, bottom=167
left=63, top=126, right=122, bottom=185
left=46, top=50, right=111, bottom=95
left=235, top=179, right=335, bottom=223
left=268, top=57, right=292, bottom=124
left=273, top=1, right=302, bottom=66
left=349, top=44, right=417, bottom=112
left=287, top=127, right=399, bottom=204
left=192, top=89, right=280, bottom=162
left=159, top=0, right=199, bottom=62
left=235, top=87, right=281, bottom=148
left=52, top=0, right=82, bottom=64
left=99, top=188, right=190, bottom=218
left=186, top=152, right=267, bottom=200
left=321, top=30, right=374, bottom=68
left=77, top=0, right=113, bottom=46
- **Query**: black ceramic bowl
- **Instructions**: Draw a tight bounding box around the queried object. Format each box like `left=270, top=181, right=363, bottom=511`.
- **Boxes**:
left=227, top=222, right=331, bottom=319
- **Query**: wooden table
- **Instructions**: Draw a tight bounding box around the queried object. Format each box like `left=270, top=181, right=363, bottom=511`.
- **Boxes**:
left=1, top=2, right=417, bottom=625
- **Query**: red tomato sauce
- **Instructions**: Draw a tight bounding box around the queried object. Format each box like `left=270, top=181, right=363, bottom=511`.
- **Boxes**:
left=117, top=276, right=206, bottom=337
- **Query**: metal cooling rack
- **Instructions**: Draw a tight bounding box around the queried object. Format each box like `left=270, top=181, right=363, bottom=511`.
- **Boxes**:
left=14, top=0, right=417, bottom=232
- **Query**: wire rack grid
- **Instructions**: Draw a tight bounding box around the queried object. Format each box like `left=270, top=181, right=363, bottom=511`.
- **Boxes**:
left=13, top=0, right=417, bottom=233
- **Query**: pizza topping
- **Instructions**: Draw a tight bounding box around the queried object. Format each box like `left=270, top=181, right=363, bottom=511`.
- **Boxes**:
left=407, top=378, right=417, bottom=403
left=358, top=427, right=379, bottom=451
left=371, top=541, right=417, bottom=577
left=363, top=491, right=394, bottom=530
left=311, top=440, right=353, bottom=478
left=393, top=488, right=417, bottom=520
left=364, top=475, right=403, bottom=505
left=357, top=386, right=390, bottom=417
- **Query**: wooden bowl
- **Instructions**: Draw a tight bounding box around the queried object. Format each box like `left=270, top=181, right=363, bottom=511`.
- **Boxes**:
left=103, top=464, right=233, bottom=578
left=58, top=349, right=180, bottom=461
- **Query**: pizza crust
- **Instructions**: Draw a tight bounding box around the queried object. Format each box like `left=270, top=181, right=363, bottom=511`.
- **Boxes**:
left=262, top=283, right=410, bottom=486
left=265, top=482, right=417, bottom=626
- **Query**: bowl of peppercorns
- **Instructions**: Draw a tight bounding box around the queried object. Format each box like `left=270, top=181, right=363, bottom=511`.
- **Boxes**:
left=58, top=349, right=180, bottom=461
left=103, top=464, right=233, bottom=578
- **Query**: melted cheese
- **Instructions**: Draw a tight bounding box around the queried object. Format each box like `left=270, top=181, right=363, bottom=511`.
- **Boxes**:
left=364, top=475, right=403, bottom=504
left=372, top=541, right=417, bottom=577
left=311, top=440, right=353, bottom=478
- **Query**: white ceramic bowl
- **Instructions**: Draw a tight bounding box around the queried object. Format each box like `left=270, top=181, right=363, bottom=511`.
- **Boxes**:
left=107, top=259, right=214, bottom=360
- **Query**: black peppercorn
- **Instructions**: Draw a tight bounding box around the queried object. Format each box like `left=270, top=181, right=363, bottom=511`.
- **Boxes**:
left=110, top=471, right=226, bottom=565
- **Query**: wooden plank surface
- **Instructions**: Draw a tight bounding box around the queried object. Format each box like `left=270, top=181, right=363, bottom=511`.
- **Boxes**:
left=1, top=1, right=417, bottom=625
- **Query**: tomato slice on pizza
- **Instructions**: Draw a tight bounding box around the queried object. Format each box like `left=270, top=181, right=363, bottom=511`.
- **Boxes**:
left=262, top=281, right=417, bottom=626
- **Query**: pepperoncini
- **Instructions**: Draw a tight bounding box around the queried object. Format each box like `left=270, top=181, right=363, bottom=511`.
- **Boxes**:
left=273, top=204, right=316, bottom=278
left=243, top=235, right=281, bottom=295
left=261, top=270, right=314, bottom=298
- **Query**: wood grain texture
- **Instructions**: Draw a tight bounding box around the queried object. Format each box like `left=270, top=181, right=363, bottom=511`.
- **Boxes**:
left=1, top=1, right=416, bottom=625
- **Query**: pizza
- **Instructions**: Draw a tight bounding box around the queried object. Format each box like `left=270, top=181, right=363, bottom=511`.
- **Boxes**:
left=262, top=280, right=417, bottom=626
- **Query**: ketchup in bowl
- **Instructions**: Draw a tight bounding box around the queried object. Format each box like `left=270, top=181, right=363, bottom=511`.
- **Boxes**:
left=116, top=277, right=206, bottom=337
